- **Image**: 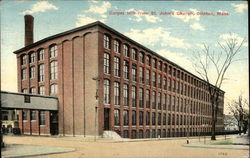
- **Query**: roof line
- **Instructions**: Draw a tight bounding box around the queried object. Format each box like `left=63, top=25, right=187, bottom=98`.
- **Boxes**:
left=12, top=21, right=224, bottom=92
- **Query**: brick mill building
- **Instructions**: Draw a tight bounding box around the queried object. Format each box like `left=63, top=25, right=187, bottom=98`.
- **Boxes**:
left=13, top=15, right=224, bottom=138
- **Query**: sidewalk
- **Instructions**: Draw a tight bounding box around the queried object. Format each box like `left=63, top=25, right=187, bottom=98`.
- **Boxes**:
left=2, top=144, right=75, bottom=158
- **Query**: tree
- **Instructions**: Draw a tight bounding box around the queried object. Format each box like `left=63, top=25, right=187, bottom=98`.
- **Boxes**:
left=193, top=33, right=245, bottom=140
left=228, top=95, right=249, bottom=135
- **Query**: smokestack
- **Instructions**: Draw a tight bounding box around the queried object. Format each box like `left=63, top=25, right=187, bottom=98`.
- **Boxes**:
left=24, top=15, right=34, bottom=46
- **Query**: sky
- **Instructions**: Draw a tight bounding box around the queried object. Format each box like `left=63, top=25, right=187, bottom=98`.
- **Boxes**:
left=0, top=0, right=248, bottom=114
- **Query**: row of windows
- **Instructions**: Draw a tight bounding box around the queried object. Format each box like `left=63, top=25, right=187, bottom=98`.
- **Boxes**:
left=113, top=109, right=212, bottom=127
left=21, top=61, right=58, bottom=81
left=21, top=45, right=57, bottom=65
left=103, top=53, right=210, bottom=102
left=104, top=79, right=212, bottom=115
left=22, top=84, right=58, bottom=95
left=120, top=128, right=211, bottom=139
left=22, top=111, right=46, bottom=125
left=103, top=34, right=210, bottom=91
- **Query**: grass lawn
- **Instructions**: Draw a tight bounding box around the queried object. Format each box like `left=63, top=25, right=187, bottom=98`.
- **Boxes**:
left=209, top=139, right=233, bottom=145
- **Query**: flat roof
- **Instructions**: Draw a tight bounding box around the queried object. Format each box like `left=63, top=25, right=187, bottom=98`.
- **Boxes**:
left=1, top=91, right=58, bottom=111
left=13, top=21, right=224, bottom=93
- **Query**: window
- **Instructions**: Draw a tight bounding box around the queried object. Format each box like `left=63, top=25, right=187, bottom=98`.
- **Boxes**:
left=114, top=57, right=120, bottom=77
left=172, top=80, right=175, bottom=92
left=158, top=93, right=161, bottom=109
left=29, top=66, right=35, bottom=79
left=38, top=49, right=44, bottom=61
left=123, top=61, right=129, bottom=79
left=167, top=95, right=171, bottom=111
left=176, top=81, right=179, bottom=93
left=104, top=79, right=110, bottom=104
left=139, top=52, right=144, bottom=63
left=132, top=86, right=136, bottom=107
left=39, top=111, right=46, bottom=125
left=146, top=90, right=150, bottom=108
left=123, top=84, right=129, bottom=106
left=168, top=66, right=172, bottom=75
left=21, top=69, right=27, bottom=80
left=132, top=49, right=136, bottom=60
left=152, top=72, right=156, bottom=87
left=132, top=110, right=136, bottom=125
left=104, top=35, right=110, bottom=49
left=146, top=56, right=150, bottom=65
left=139, top=88, right=144, bottom=108
left=29, top=52, right=35, bottom=63
left=114, top=82, right=120, bottom=105
left=168, top=114, right=171, bottom=125
left=139, top=111, right=143, bottom=125
left=24, top=95, right=30, bottom=103
left=31, top=111, right=36, bottom=120
left=50, top=45, right=57, bottom=58
left=152, top=91, right=156, bottom=109
left=132, top=65, right=137, bottom=82
left=50, top=84, right=58, bottom=95
left=168, top=78, right=171, bottom=91
left=157, top=129, right=161, bottom=138
left=146, top=69, right=150, bottom=85
left=114, top=109, right=120, bottom=126
left=152, top=129, right=156, bottom=138
left=123, top=45, right=129, bottom=57
left=38, top=64, right=44, bottom=82
left=123, top=110, right=129, bottom=125
left=22, top=89, right=28, bottom=93
left=158, top=62, right=162, bottom=71
left=152, top=59, right=156, bottom=68
left=139, top=67, right=144, bottom=83
left=158, top=74, right=161, bottom=88
left=152, top=112, right=156, bottom=125
left=172, top=96, right=175, bottom=112
left=163, top=77, right=167, bottom=90
left=21, top=55, right=27, bottom=65
left=163, top=94, right=167, bottom=110
left=163, top=114, right=166, bottom=125
left=146, top=112, right=150, bottom=125
left=176, top=97, right=179, bottom=112
left=22, top=111, right=28, bottom=120
left=114, top=40, right=120, bottom=53
left=30, top=87, right=36, bottom=94
left=104, top=53, right=110, bottom=74
left=132, top=130, right=136, bottom=139
left=39, top=86, right=45, bottom=95
left=139, top=130, right=143, bottom=138
left=50, top=61, right=58, bottom=80
left=158, top=113, right=161, bottom=125
left=172, top=114, right=175, bottom=125
left=146, top=130, right=150, bottom=138
left=124, top=130, right=129, bottom=138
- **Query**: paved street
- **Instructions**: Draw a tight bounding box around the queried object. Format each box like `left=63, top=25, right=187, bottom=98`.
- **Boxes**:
left=2, top=135, right=249, bottom=158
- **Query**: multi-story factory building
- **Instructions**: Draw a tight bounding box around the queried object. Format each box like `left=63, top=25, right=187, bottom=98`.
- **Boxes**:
left=14, top=15, right=224, bottom=138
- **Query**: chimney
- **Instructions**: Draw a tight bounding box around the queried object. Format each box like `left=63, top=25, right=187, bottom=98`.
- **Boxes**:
left=24, top=15, right=34, bottom=46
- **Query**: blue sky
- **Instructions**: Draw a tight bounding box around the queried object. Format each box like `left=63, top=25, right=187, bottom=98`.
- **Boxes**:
left=0, top=0, right=248, bottom=113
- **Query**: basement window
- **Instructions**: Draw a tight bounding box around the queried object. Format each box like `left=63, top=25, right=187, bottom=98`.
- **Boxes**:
left=24, top=95, right=30, bottom=103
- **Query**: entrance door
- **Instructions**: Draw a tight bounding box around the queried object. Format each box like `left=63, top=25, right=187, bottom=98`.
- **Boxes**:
left=104, top=108, right=110, bottom=130
left=50, top=111, right=58, bottom=135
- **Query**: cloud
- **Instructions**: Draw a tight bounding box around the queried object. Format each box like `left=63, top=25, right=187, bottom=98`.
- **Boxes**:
left=172, top=8, right=200, bottom=22
left=127, top=8, right=162, bottom=23
left=219, top=33, right=248, bottom=47
left=157, top=49, right=194, bottom=73
left=124, top=27, right=191, bottom=49
left=190, top=22, right=205, bottom=31
left=76, top=1, right=111, bottom=27
left=86, top=1, right=111, bottom=18
left=22, top=1, right=58, bottom=15
left=76, top=14, right=105, bottom=27
left=231, top=3, right=248, bottom=13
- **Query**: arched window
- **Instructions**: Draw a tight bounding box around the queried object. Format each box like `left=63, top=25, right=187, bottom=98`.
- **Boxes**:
left=50, top=61, right=58, bottom=80
left=29, top=52, right=35, bottom=63
left=104, top=79, right=110, bottom=104
left=50, top=84, right=58, bottom=95
left=49, top=44, right=57, bottom=58
left=38, top=49, right=45, bottom=61
left=21, top=55, right=27, bottom=65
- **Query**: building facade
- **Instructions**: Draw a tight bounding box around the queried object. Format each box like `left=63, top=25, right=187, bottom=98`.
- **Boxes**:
left=14, top=15, right=224, bottom=138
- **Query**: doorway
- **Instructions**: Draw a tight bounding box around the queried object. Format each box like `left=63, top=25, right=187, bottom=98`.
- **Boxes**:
left=104, top=108, right=110, bottom=130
